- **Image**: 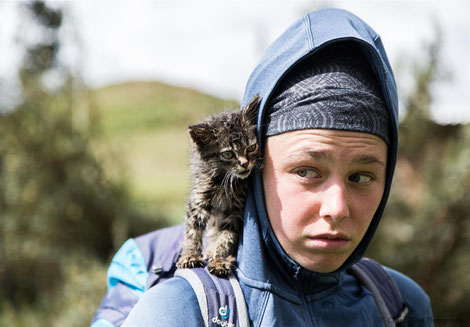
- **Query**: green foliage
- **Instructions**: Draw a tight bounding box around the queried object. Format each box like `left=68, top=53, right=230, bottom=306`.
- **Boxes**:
left=367, top=32, right=469, bottom=323
left=0, top=1, right=165, bottom=322
left=0, top=253, right=108, bottom=327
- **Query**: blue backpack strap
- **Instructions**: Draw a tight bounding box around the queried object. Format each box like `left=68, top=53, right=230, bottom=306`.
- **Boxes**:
left=349, top=258, right=409, bottom=327
left=175, top=268, right=250, bottom=327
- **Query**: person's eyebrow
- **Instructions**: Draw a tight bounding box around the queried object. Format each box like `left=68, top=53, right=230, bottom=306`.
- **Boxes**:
left=353, top=155, right=386, bottom=167
left=286, top=150, right=332, bottom=163
left=306, top=150, right=332, bottom=161
left=286, top=150, right=385, bottom=167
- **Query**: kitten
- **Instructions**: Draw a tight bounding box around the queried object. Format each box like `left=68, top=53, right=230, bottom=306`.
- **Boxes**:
left=176, top=95, right=260, bottom=276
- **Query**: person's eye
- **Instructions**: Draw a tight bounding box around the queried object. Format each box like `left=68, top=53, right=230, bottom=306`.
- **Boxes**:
left=295, top=168, right=320, bottom=179
left=349, top=173, right=374, bottom=184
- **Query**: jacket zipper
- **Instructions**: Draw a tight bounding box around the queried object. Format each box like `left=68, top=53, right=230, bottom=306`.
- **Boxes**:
left=298, top=282, right=316, bottom=327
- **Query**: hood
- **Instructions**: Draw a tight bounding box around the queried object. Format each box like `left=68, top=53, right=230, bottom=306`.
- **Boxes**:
left=237, top=8, right=398, bottom=291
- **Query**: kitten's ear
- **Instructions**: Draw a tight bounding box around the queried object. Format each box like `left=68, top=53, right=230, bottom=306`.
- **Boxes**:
left=188, top=123, right=214, bottom=148
left=242, top=94, right=260, bottom=125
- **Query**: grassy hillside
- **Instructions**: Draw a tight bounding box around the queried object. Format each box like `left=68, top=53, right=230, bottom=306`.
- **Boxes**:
left=91, top=81, right=239, bottom=224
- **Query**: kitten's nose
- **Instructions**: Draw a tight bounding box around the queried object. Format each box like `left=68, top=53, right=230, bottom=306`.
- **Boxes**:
left=238, top=157, right=249, bottom=168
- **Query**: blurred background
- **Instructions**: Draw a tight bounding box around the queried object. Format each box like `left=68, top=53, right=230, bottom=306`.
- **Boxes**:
left=0, top=0, right=468, bottom=326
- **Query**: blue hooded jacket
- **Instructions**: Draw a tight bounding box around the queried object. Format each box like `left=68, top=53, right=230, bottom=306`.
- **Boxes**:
left=109, top=8, right=433, bottom=327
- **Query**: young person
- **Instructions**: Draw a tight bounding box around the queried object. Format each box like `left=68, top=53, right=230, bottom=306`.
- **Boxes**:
left=92, top=8, right=433, bottom=327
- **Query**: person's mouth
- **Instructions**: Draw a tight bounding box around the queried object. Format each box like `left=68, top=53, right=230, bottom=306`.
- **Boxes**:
left=306, top=233, right=351, bottom=250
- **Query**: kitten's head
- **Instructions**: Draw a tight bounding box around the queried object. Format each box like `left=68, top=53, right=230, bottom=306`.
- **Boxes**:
left=189, top=95, right=260, bottom=179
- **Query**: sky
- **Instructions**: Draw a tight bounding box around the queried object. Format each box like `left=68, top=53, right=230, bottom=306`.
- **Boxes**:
left=1, top=0, right=469, bottom=123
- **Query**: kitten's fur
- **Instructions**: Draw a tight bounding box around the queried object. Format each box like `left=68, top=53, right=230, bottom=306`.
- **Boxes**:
left=177, top=95, right=260, bottom=276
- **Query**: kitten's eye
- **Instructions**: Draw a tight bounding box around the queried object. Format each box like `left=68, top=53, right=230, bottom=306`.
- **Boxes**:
left=246, top=144, right=257, bottom=153
left=221, top=151, right=234, bottom=159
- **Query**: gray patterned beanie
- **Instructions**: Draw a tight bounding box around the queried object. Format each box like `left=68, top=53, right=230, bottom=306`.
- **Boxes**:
left=265, top=44, right=390, bottom=144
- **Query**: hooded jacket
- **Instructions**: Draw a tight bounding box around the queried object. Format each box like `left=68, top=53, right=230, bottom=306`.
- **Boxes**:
left=119, top=8, right=432, bottom=327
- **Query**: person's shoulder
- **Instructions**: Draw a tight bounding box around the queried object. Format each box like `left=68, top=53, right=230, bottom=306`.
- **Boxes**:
left=384, top=266, right=430, bottom=306
left=123, top=275, right=204, bottom=327
left=384, top=266, right=434, bottom=326
left=133, top=224, right=185, bottom=252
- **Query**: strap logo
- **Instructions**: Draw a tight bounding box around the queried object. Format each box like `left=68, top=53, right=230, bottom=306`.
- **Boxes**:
left=219, top=305, right=230, bottom=319
left=211, top=305, right=233, bottom=327
left=211, top=317, right=234, bottom=327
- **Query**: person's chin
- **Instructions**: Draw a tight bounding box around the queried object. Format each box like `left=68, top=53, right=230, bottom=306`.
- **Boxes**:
left=297, top=250, right=350, bottom=273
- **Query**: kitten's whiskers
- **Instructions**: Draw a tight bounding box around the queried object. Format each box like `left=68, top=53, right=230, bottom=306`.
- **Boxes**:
left=229, top=173, right=236, bottom=196
left=221, top=171, right=232, bottom=198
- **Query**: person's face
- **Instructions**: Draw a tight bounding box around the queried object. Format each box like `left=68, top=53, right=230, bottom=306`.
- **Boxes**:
left=263, top=129, right=387, bottom=273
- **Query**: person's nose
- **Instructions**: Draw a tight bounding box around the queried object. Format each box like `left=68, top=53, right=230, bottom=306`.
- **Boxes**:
left=318, top=180, right=350, bottom=224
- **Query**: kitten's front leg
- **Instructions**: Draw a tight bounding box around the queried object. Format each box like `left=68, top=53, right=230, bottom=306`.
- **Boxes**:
left=206, top=213, right=243, bottom=276
left=177, top=202, right=209, bottom=269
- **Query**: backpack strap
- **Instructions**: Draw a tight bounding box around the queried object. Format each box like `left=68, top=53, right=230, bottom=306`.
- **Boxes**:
left=134, top=224, right=186, bottom=288
left=175, top=268, right=250, bottom=327
left=349, top=258, right=409, bottom=327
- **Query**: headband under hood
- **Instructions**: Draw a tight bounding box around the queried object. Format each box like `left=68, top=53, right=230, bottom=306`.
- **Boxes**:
left=265, top=42, right=391, bottom=145
left=237, top=8, right=399, bottom=280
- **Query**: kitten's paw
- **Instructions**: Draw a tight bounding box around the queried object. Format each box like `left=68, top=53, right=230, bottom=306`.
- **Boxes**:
left=207, top=256, right=236, bottom=277
left=177, top=254, right=206, bottom=269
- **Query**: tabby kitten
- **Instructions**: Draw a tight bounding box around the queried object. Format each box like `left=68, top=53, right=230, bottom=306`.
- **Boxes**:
left=177, top=95, right=260, bottom=276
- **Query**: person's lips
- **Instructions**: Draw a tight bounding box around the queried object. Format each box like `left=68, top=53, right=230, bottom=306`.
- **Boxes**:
left=306, top=233, right=351, bottom=250
left=312, top=233, right=350, bottom=240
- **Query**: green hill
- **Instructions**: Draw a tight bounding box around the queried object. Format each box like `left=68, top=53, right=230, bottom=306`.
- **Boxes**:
left=91, top=81, right=239, bottom=223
